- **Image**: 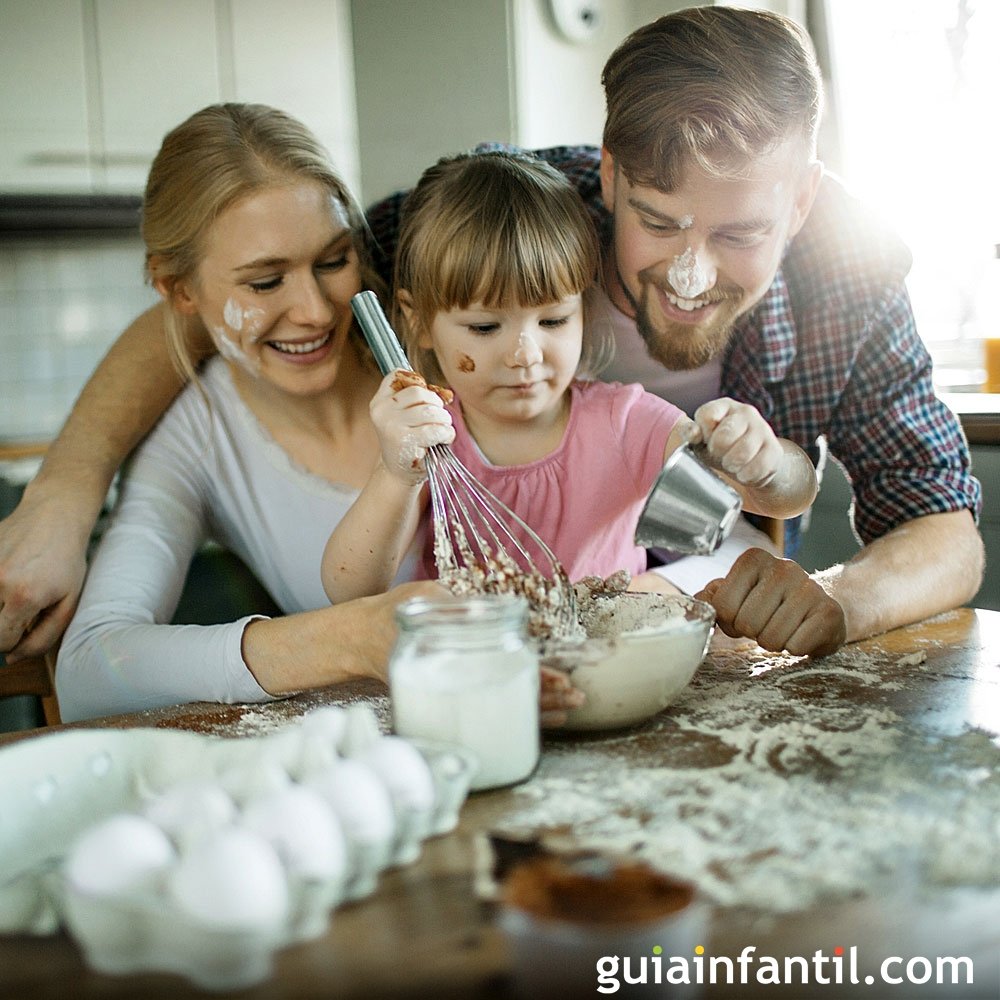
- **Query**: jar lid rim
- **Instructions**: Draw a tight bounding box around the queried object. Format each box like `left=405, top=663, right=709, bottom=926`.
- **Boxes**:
left=395, top=593, right=529, bottom=627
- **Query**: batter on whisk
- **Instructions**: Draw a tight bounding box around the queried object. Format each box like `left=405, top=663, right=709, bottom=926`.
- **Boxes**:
left=320, top=151, right=816, bottom=603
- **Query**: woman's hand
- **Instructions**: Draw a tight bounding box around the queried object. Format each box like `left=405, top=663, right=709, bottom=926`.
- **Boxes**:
left=370, top=370, right=455, bottom=485
left=695, top=548, right=847, bottom=657
left=689, top=398, right=784, bottom=488
left=0, top=492, right=90, bottom=661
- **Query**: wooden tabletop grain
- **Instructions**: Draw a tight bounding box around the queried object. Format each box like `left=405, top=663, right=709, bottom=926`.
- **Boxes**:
left=2, top=608, right=998, bottom=999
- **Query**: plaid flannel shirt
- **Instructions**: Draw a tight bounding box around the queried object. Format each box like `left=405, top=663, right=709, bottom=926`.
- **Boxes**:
left=366, top=145, right=982, bottom=550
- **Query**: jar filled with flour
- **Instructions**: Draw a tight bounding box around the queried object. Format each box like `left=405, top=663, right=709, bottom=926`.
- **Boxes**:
left=389, top=595, right=540, bottom=791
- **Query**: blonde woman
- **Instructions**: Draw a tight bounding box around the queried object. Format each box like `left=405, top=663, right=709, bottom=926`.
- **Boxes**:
left=54, top=104, right=446, bottom=722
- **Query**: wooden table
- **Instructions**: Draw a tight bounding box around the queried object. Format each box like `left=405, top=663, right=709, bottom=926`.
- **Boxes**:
left=940, top=393, right=1000, bottom=446
left=2, top=609, right=999, bottom=999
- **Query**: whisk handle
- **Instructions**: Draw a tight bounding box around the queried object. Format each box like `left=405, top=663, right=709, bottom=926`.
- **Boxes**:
left=351, top=291, right=412, bottom=375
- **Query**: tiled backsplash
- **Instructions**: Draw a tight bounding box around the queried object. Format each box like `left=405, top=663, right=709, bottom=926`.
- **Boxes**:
left=0, top=234, right=160, bottom=442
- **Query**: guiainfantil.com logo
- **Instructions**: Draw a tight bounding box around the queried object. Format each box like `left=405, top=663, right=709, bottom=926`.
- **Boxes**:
left=595, top=944, right=975, bottom=992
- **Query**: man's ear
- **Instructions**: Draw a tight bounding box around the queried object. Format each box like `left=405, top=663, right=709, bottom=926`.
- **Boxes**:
left=788, top=160, right=823, bottom=239
left=599, top=147, right=618, bottom=212
left=396, top=289, right=431, bottom=350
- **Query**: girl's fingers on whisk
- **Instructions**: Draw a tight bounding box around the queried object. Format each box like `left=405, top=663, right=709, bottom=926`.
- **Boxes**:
left=408, top=423, right=453, bottom=448
left=430, top=421, right=456, bottom=445
left=390, top=385, right=450, bottom=415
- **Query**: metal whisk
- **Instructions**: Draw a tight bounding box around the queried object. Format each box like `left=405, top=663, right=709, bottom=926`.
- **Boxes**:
left=351, top=291, right=578, bottom=639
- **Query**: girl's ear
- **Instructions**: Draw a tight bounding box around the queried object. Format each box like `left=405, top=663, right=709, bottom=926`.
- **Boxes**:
left=396, top=290, right=432, bottom=349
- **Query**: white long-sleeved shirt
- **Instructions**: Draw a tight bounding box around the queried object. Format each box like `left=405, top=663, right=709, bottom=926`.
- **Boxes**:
left=56, top=358, right=419, bottom=723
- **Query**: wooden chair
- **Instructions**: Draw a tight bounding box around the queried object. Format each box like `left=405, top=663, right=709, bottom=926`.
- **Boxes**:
left=0, top=650, right=61, bottom=726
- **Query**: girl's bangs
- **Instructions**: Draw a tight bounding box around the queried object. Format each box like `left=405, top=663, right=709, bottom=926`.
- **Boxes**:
left=435, top=220, right=593, bottom=312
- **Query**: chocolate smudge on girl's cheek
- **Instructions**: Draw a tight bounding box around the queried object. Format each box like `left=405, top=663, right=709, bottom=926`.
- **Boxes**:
left=457, top=353, right=476, bottom=373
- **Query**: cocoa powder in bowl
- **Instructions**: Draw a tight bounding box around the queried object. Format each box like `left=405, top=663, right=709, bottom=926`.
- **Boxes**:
left=501, top=856, right=693, bottom=926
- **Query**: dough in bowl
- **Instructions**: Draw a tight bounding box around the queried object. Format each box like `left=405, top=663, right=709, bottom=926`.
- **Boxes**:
left=544, top=591, right=714, bottom=731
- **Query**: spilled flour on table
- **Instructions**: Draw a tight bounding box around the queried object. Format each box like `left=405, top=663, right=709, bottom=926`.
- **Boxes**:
left=500, top=636, right=1000, bottom=913
left=143, top=692, right=394, bottom=739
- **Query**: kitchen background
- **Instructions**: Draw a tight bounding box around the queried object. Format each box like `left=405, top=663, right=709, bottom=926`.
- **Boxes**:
left=2, top=1, right=998, bottom=727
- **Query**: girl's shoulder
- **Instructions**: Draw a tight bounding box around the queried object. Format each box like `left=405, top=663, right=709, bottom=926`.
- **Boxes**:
left=571, top=378, right=682, bottom=423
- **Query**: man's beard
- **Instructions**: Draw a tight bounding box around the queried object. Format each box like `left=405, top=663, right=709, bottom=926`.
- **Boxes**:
left=618, top=267, right=740, bottom=371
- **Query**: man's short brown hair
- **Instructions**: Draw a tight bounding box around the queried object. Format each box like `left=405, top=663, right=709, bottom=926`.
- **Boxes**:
left=602, top=6, right=823, bottom=190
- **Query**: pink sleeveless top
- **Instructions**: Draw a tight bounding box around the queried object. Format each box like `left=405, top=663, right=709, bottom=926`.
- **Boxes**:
left=420, top=380, right=683, bottom=582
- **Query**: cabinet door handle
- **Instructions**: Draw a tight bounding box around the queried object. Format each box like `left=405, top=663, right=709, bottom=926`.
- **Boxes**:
left=26, top=152, right=153, bottom=166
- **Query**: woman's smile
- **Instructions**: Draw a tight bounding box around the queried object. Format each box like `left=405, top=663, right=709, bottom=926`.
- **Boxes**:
left=266, top=330, right=335, bottom=360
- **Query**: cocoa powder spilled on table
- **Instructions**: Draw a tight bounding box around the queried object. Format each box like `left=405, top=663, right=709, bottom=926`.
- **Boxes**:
left=502, top=856, right=693, bottom=925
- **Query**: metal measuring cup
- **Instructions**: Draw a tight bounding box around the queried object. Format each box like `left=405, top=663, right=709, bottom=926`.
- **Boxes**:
left=634, top=443, right=743, bottom=555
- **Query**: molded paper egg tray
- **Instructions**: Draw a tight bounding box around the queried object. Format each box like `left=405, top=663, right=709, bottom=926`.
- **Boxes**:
left=0, top=709, right=477, bottom=991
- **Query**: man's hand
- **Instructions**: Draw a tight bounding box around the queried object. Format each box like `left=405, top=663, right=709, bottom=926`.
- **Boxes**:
left=695, top=548, right=847, bottom=657
left=0, top=495, right=89, bottom=661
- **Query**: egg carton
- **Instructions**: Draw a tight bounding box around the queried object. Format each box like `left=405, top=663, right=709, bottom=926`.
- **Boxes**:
left=0, top=707, right=477, bottom=991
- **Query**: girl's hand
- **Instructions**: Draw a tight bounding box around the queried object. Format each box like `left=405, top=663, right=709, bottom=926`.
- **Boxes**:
left=689, top=398, right=784, bottom=489
left=540, top=665, right=586, bottom=728
left=370, top=370, right=455, bottom=485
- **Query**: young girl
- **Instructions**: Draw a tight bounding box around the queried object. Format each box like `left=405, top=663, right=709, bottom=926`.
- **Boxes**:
left=321, top=150, right=817, bottom=603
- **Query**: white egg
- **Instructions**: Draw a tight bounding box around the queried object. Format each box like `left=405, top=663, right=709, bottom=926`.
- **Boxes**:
left=288, top=732, right=340, bottom=781
left=298, top=705, right=349, bottom=747
left=143, top=780, right=236, bottom=849
left=306, top=759, right=395, bottom=847
left=241, top=785, right=348, bottom=882
left=64, top=813, right=176, bottom=896
left=218, top=757, right=291, bottom=804
left=358, top=737, right=436, bottom=815
left=167, top=827, right=288, bottom=930
left=339, top=704, right=382, bottom=757
left=253, top=728, right=305, bottom=773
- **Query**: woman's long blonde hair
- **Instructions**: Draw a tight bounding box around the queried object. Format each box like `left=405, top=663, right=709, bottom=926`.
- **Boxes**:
left=393, top=150, right=612, bottom=384
left=142, top=102, right=382, bottom=383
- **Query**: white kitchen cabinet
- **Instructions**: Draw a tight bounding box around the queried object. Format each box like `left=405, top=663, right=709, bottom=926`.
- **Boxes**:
left=0, top=0, right=358, bottom=196
left=227, top=0, right=360, bottom=197
left=350, top=0, right=651, bottom=205
left=93, top=0, right=223, bottom=192
left=0, top=1, right=93, bottom=192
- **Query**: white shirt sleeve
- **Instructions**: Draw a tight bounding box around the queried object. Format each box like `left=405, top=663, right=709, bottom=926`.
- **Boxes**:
left=648, top=517, right=781, bottom=596
left=56, top=403, right=280, bottom=723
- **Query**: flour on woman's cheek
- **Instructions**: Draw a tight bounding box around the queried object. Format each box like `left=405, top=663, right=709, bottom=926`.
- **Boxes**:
left=214, top=329, right=261, bottom=375
left=223, top=297, right=266, bottom=339
left=215, top=297, right=266, bottom=374
left=223, top=297, right=246, bottom=333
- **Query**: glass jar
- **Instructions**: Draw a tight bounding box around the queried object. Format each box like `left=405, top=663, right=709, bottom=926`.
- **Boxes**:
left=389, top=595, right=540, bottom=791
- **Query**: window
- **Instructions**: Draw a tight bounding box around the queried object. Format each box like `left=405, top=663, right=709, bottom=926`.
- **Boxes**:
left=821, top=0, right=1000, bottom=390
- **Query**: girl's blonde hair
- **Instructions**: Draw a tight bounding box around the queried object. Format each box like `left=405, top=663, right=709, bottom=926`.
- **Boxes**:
left=142, top=103, right=383, bottom=383
left=393, top=150, right=611, bottom=384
